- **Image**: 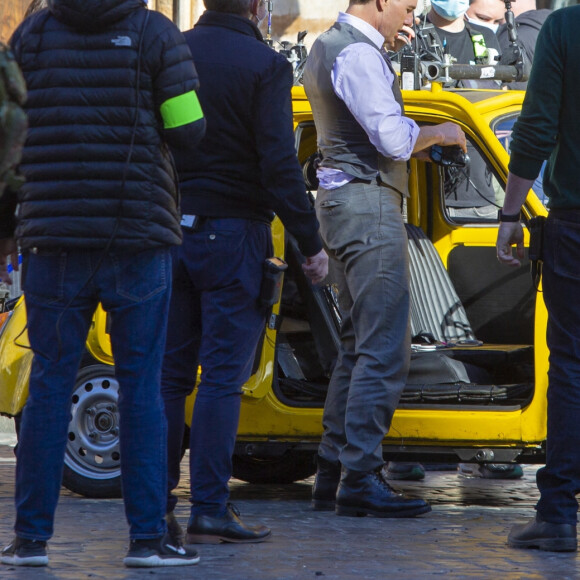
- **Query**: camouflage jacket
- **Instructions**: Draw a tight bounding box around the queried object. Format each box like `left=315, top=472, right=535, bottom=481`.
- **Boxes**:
left=0, top=42, right=27, bottom=238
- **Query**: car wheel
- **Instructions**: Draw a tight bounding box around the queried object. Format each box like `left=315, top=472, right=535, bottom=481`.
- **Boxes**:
left=232, top=451, right=316, bottom=484
left=62, top=364, right=122, bottom=498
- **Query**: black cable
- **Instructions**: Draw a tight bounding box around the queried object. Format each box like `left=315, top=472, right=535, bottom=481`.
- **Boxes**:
left=444, top=165, right=502, bottom=210
left=51, top=8, right=151, bottom=362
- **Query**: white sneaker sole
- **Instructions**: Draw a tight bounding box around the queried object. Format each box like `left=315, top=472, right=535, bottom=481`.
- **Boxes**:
left=124, top=554, right=200, bottom=567
left=1, top=554, right=49, bottom=566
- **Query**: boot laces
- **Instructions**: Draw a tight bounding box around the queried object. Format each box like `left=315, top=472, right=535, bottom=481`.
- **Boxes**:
left=226, top=502, right=241, bottom=518
left=375, top=465, right=399, bottom=493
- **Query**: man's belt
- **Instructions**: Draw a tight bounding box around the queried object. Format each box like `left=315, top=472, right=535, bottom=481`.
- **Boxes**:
left=350, top=175, right=387, bottom=186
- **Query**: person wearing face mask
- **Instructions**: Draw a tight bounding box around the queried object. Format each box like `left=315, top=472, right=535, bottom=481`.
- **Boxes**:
left=465, top=0, right=505, bottom=33
left=423, top=0, right=506, bottom=226
left=426, top=0, right=502, bottom=79
left=160, top=0, right=328, bottom=545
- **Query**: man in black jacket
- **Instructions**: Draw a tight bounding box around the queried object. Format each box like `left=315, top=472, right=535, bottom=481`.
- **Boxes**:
left=161, top=0, right=327, bottom=545
left=0, top=0, right=205, bottom=568
left=497, top=0, right=551, bottom=90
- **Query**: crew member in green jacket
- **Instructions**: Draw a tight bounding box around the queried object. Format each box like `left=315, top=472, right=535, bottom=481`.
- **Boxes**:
left=497, top=5, right=580, bottom=553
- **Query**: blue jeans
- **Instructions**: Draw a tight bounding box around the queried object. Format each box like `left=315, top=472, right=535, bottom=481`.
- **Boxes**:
left=536, top=210, right=580, bottom=525
left=161, top=218, right=271, bottom=517
left=315, top=182, right=410, bottom=472
left=16, top=247, right=172, bottom=541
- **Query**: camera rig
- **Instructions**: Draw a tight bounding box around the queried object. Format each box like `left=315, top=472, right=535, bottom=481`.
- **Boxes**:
left=398, top=0, right=530, bottom=90
left=264, top=0, right=308, bottom=85
left=267, top=0, right=529, bottom=90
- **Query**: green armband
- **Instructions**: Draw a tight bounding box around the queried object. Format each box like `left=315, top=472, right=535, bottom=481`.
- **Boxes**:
left=160, top=91, right=203, bottom=129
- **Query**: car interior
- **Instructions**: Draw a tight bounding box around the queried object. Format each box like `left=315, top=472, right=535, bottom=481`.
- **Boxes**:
left=272, top=122, right=536, bottom=412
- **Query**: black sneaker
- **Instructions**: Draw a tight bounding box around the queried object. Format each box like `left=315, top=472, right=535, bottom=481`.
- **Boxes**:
left=165, top=512, right=184, bottom=545
left=123, top=533, right=200, bottom=567
left=1, top=537, right=48, bottom=567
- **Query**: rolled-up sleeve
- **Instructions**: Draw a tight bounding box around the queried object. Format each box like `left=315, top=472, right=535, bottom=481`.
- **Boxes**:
left=332, top=44, right=419, bottom=161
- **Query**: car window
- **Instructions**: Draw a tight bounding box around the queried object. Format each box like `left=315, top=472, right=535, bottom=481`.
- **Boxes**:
left=441, top=136, right=504, bottom=224
left=493, top=114, right=548, bottom=206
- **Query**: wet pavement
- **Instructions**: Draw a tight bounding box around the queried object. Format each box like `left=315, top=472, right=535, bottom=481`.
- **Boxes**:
left=0, top=434, right=578, bottom=579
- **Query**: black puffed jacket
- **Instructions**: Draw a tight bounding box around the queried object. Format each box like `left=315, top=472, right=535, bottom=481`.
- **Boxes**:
left=5, top=0, right=205, bottom=251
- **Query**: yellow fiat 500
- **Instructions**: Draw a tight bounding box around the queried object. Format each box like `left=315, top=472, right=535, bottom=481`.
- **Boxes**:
left=0, top=83, right=547, bottom=498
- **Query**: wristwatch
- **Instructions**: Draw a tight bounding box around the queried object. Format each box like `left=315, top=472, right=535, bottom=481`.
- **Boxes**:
left=498, top=209, right=521, bottom=222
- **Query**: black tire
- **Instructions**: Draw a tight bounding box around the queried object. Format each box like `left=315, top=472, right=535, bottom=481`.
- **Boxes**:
left=232, top=451, right=316, bottom=484
left=62, top=365, right=122, bottom=498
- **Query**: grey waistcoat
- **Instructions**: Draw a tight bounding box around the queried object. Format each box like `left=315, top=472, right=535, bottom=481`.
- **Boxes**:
left=303, top=22, right=409, bottom=196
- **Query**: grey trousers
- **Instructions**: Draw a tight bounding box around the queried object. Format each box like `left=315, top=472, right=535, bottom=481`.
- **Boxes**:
left=315, top=181, right=410, bottom=472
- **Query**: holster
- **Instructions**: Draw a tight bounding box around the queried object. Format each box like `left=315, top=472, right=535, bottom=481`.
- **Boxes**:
left=258, top=257, right=288, bottom=310
left=528, top=215, right=546, bottom=290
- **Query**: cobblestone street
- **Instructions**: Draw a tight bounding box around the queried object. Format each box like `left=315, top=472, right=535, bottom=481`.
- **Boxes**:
left=0, top=435, right=579, bottom=579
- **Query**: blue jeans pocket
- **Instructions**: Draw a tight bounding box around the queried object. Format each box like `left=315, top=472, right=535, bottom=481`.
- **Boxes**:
left=551, top=218, right=580, bottom=280
left=22, top=252, right=67, bottom=305
left=203, top=224, right=247, bottom=256
left=112, top=249, right=169, bottom=302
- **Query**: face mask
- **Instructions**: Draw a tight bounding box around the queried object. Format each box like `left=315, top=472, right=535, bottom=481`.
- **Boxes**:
left=465, top=14, right=499, bottom=33
left=252, top=14, right=265, bottom=26
left=431, top=0, right=470, bottom=21
left=252, top=0, right=267, bottom=26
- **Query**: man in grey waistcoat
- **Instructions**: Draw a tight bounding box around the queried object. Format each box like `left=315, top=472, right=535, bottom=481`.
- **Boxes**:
left=304, top=0, right=466, bottom=518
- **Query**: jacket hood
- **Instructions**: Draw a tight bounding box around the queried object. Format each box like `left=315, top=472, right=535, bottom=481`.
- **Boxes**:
left=47, top=0, right=145, bottom=31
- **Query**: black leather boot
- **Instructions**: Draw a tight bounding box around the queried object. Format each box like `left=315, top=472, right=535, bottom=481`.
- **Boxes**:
left=335, top=464, right=431, bottom=518
left=311, top=455, right=341, bottom=511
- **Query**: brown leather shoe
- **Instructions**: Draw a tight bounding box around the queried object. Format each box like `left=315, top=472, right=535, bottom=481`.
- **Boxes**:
left=508, top=514, right=577, bottom=552
left=186, top=504, right=271, bottom=544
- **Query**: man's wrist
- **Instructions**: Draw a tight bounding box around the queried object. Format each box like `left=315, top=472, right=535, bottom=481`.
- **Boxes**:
left=498, top=209, right=521, bottom=222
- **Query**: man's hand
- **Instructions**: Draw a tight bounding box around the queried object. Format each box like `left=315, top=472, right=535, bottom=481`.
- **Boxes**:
left=437, top=122, right=467, bottom=152
left=0, top=238, right=18, bottom=285
left=389, top=13, right=418, bottom=51
left=413, top=122, right=467, bottom=155
left=496, top=222, right=525, bottom=267
left=302, top=249, right=329, bottom=285
left=393, top=23, right=416, bottom=51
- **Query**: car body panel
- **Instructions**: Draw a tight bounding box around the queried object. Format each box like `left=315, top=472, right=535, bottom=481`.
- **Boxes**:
left=0, top=83, right=550, bottom=472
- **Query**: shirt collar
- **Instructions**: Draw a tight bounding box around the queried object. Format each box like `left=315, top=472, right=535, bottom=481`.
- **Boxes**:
left=337, top=11, right=385, bottom=49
